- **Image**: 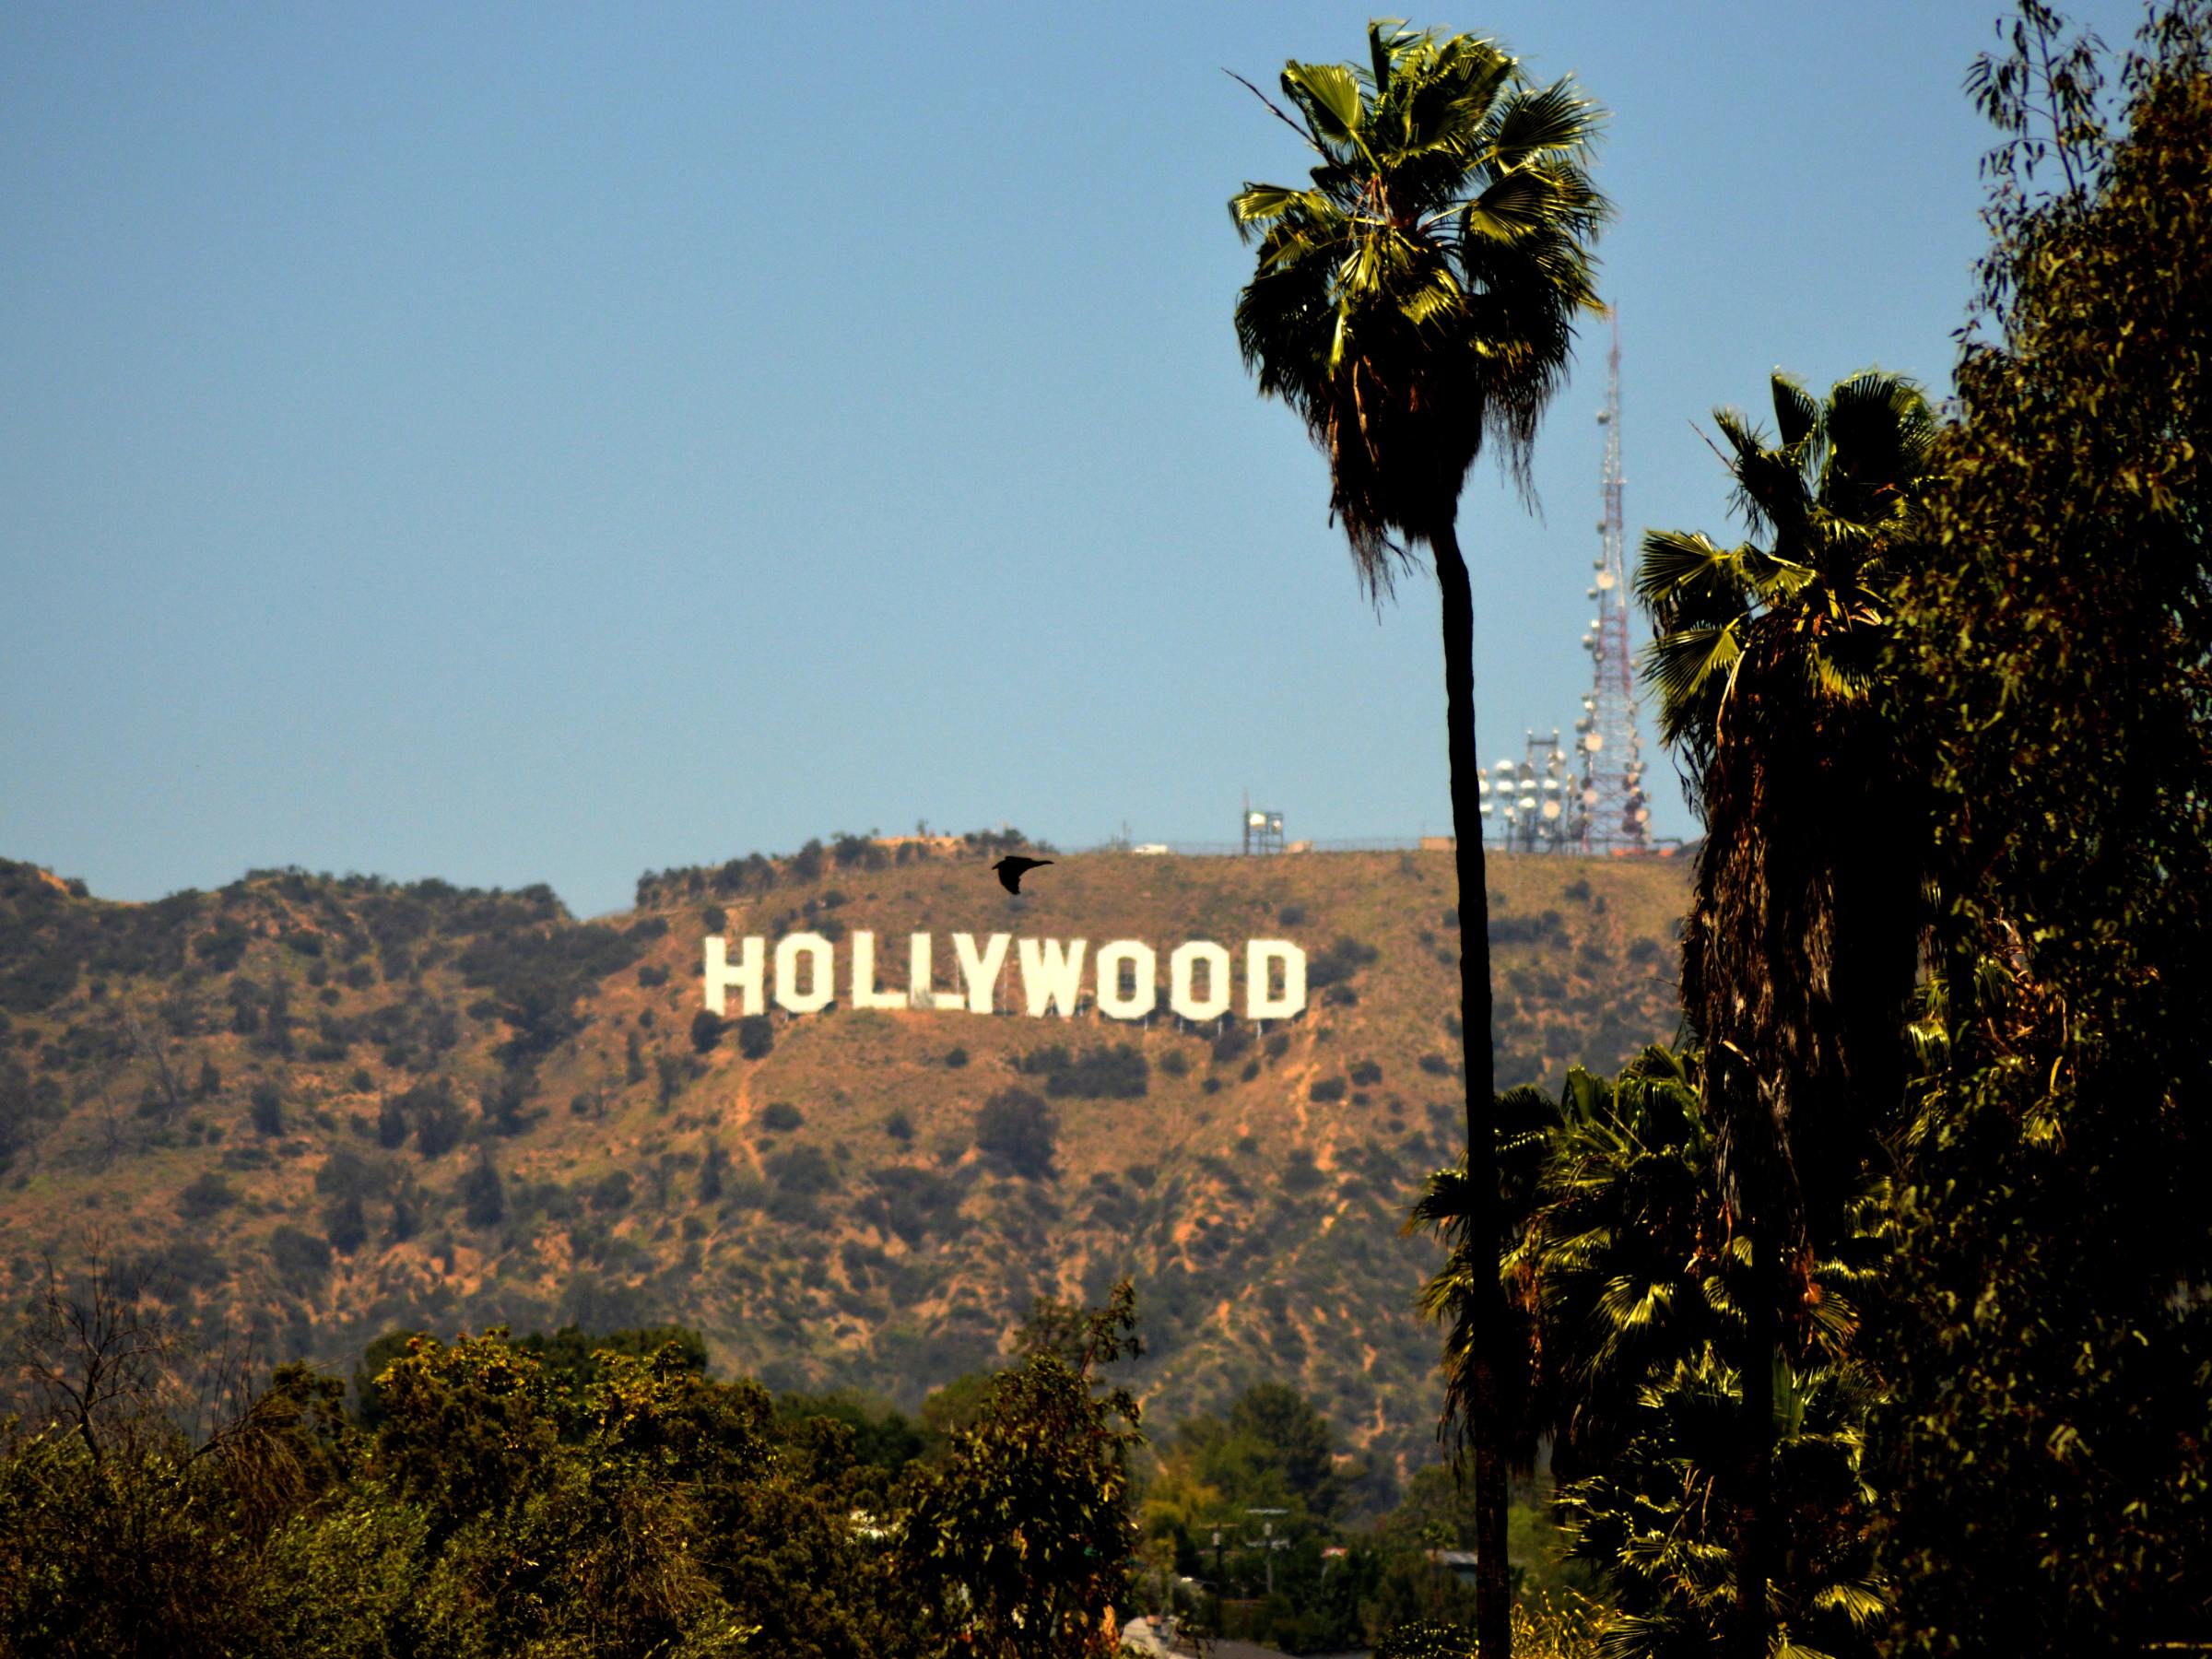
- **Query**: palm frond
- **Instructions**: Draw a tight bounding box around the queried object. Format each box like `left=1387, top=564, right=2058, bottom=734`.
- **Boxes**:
left=1487, top=78, right=1604, bottom=165
left=1770, top=373, right=1820, bottom=452
left=1229, top=182, right=1331, bottom=233
left=1280, top=61, right=1365, bottom=148
left=1634, top=529, right=1753, bottom=610
left=1452, top=165, right=1568, bottom=243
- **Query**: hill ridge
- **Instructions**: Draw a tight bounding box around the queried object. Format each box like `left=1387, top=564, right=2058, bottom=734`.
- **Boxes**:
left=0, top=844, right=1687, bottom=1481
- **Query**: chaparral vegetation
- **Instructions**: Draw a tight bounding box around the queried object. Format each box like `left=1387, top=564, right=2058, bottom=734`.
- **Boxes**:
left=2, top=5, right=2208, bottom=1657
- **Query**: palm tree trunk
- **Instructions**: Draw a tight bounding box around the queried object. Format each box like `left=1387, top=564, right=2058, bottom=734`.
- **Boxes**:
left=1433, top=521, right=1511, bottom=1659
left=1737, top=1223, right=1776, bottom=1659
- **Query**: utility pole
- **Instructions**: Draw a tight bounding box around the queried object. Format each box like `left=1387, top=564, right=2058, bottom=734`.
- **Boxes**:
left=1243, top=1508, right=1290, bottom=1599
left=1211, top=1527, right=1225, bottom=1636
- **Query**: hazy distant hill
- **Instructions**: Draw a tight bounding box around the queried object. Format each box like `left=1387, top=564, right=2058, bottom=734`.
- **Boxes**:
left=0, top=840, right=1687, bottom=1485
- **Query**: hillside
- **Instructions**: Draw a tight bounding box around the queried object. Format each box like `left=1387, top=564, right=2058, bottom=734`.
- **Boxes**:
left=0, top=841, right=1688, bottom=1485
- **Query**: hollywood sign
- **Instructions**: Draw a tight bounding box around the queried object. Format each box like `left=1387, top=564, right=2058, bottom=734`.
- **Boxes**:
left=702, top=932, right=1308, bottom=1021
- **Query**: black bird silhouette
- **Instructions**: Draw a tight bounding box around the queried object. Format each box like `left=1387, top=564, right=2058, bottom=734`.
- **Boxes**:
left=993, top=855, right=1053, bottom=894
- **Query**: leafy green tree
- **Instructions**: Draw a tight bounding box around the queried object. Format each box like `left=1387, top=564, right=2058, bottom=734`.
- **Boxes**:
left=0, top=1250, right=360, bottom=1658
left=371, top=1330, right=565, bottom=1545
left=351, top=1326, right=425, bottom=1428
left=459, top=1145, right=504, bottom=1229
left=1223, top=1382, right=1345, bottom=1520
left=1230, top=30, right=1607, bottom=1652
left=906, top=1281, right=1143, bottom=1657
left=1877, top=5, right=2212, bottom=1652
left=510, top=1321, right=710, bottom=1415
left=1635, top=366, right=1933, bottom=1653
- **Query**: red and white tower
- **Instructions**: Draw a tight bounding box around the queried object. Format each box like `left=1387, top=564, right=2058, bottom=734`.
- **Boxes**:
left=1574, top=314, right=1651, bottom=852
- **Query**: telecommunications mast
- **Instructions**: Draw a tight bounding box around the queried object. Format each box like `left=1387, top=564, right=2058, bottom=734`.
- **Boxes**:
left=1573, top=313, right=1651, bottom=852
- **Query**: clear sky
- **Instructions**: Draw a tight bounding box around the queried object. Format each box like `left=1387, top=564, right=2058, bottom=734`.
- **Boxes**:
left=0, top=1, right=2147, bottom=919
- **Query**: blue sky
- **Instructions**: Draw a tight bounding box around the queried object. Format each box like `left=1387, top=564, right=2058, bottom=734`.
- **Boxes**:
left=0, top=1, right=2146, bottom=918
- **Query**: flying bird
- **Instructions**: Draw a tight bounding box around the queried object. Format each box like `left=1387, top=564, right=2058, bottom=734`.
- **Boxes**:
left=994, top=855, right=1053, bottom=894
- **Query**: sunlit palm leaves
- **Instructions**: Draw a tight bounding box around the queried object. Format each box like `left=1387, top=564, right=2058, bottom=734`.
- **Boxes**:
left=1558, top=1345, right=1892, bottom=1659
left=1414, top=1050, right=1894, bottom=1658
left=1636, top=372, right=1935, bottom=776
left=1230, top=22, right=1608, bottom=593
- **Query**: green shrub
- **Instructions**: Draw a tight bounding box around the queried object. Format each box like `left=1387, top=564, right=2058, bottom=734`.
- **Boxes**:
left=761, top=1100, right=804, bottom=1133
left=735, top=1015, right=773, bottom=1060
left=865, top=1165, right=969, bottom=1245
left=1305, top=935, right=1379, bottom=989
left=769, top=1145, right=837, bottom=1195
left=268, top=1224, right=332, bottom=1291
left=194, top=922, right=253, bottom=971
left=461, top=1147, right=505, bottom=1228
left=689, top=1009, right=724, bottom=1053
left=976, top=1089, right=1057, bottom=1180
left=790, top=840, right=826, bottom=882
left=324, top=1194, right=370, bottom=1254
left=407, top=1081, right=465, bottom=1159
left=1020, top=1043, right=1148, bottom=1100
left=177, top=1171, right=240, bottom=1219
left=248, top=1081, right=285, bottom=1136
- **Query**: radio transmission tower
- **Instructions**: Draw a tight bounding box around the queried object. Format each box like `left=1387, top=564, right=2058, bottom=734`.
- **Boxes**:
left=1574, top=314, right=1651, bottom=851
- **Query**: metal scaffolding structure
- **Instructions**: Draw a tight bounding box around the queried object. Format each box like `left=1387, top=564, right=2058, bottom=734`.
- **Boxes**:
left=1477, top=727, right=1580, bottom=850
left=1574, top=314, right=1652, bottom=852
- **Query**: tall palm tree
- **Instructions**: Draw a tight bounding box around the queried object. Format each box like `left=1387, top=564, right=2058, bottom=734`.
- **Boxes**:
left=1230, top=24, right=1607, bottom=1656
left=1635, top=370, right=1933, bottom=1656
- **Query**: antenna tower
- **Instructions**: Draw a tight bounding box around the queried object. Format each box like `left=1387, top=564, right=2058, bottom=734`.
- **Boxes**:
left=1574, top=314, right=1651, bottom=851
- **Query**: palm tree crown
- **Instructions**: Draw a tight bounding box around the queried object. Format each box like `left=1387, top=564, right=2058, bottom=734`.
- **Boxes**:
left=1638, top=371, right=1936, bottom=787
left=1635, top=368, right=1936, bottom=1251
left=1230, top=23, right=1609, bottom=588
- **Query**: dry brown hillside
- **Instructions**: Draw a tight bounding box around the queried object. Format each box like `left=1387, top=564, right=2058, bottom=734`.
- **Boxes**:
left=0, top=841, right=1687, bottom=1481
